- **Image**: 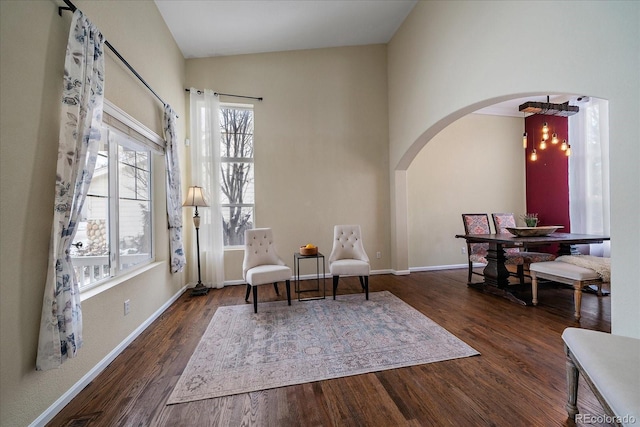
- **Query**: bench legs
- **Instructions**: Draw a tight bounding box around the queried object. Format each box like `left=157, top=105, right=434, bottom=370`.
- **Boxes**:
left=572, top=283, right=583, bottom=320
left=530, top=272, right=583, bottom=320
left=565, top=346, right=580, bottom=420
left=531, top=272, right=539, bottom=306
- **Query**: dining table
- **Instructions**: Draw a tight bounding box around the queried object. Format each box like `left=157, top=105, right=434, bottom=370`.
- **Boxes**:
left=454, top=232, right=610, bottom=305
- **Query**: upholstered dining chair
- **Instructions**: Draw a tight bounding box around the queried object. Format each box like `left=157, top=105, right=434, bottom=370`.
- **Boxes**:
left=492, top=213, right=557, bottom=268
left=461, top=213, right=526, bottom=285
left=329, top=224, right=370, bottom=300
left=243, top=228, right=292, bottom=313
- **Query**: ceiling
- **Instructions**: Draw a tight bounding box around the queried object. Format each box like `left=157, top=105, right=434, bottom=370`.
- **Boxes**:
left=154, top=0, right=418, bottom=59
left=154, top=1, right=581, bottom=117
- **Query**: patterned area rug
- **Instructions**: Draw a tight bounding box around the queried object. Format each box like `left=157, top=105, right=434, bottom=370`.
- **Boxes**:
left=167, top=291, right=479, bottom=404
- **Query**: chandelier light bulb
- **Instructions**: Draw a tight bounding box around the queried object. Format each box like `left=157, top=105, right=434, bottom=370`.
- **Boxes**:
left=566, top=145, right=571, bottom=156
left=522, top=132, right=528, bottom=148
left=551, top=133, right=559, bottom=144
left=542, top=122, right=549, bottom=133
left=530, top=148, right=538, bottom=161
left=540, top=140, right=547, bottom=150
left=560, top=139, right=568, bottom=151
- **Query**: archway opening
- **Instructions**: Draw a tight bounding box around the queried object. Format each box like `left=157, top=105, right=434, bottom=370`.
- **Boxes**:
left=396, top=94, right=609, bottom=272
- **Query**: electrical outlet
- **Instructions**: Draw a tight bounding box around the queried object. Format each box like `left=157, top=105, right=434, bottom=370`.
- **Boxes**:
left=376, top=251, right=381, bottom=259
left=124, top=299, right=130, bottom=316
left=461, top=247, right=467, bottom=255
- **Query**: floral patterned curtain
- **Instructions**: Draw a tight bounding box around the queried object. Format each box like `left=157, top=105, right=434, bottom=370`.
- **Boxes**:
left=164, top=105, right=187, bottom=273
left=37, top=10, right=105, bottom=370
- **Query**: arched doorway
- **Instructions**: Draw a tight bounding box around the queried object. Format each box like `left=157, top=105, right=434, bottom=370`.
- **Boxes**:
left=392, top=94, right=609, bottom=273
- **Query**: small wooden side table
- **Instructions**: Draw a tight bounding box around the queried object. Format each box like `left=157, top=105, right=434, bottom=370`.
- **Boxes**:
left=293, top=252, right=326, bottom=301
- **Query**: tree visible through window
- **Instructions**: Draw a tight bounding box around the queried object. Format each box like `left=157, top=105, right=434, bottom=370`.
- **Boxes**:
left=220, top=105, right=254, bottom=246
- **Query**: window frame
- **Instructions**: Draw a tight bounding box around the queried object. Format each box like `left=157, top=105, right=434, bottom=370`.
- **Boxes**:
left=219, top=102, right=255, bottom=248
left=74, top=100, right=163, bottom=294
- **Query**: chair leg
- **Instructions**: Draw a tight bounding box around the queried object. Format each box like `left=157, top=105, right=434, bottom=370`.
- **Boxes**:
left=531, top=272, right=539, bottom=306
left=245, top=284, right=251, bottom=302
left=467, top=261, right=473, bottom=284
left=252, top=286, right=258, bottom=313
left=285, top=280, right=291, bottom=306
left=364, top=276, right=369, bottom=300
left=332, top=276, right=339, bottom=300
left=273, top=282, right=280, bottom=296
left=358, top=276, right=365, bottom=290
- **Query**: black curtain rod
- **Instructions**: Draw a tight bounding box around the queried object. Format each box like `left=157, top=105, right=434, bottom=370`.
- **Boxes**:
left=59, top=0, right=178, bottom=117
left=185, top=88, right=263, bottom=102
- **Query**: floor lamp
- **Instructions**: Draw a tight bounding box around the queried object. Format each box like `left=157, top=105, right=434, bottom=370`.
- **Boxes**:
left=183, top=186, right=209, bottom=296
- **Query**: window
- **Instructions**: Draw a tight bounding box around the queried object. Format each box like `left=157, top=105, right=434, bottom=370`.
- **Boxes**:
left=220, top=104, right=254, bottom=246
left=71, top=121, right=154, bottom=290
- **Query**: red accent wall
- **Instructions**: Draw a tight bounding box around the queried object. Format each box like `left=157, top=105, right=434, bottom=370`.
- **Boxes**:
left=524, top=115, right=570, bottom=248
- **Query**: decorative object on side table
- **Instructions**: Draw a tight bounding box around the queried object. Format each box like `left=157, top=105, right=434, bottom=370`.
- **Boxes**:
left=520, top=213, right=539, bottom=227
left=183, top=186, right=209, bottom=296
left=299, top=243, right=318, bottom=256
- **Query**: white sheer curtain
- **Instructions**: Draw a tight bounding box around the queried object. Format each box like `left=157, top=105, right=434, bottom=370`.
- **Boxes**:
left=569, top=97, right=610, bottom=256
left=188, top=89, right=225, bottom=288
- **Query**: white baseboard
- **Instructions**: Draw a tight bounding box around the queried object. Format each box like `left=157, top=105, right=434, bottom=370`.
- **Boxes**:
left=30, top=285, right=188, bottom=427
left=410, top=263, right=472, bottom=272
left=391, top=269, right=411, bottom=275
left=223, top=269, right=393, bottom=287
left=223, top=266, right=479, bottom=286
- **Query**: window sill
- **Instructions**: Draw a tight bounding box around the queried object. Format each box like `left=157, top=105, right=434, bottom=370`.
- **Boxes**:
left=80, top=261, right=165, bottom=301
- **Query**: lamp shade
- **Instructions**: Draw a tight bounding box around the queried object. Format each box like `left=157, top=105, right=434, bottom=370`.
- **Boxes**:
left=183, top=186, right=209, bottom=207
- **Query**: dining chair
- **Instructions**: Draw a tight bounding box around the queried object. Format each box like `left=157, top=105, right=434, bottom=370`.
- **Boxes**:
left=461, top=213, right=526, bottom=285
left=492, top=213, right=557, bottom=267
left=328, top=224, right=370, bottom=300
left=243, top=228, right=292, bottom=313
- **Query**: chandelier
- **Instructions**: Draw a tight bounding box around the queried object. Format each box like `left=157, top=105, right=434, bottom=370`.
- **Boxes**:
left=520, top=98, right=579, bottom=161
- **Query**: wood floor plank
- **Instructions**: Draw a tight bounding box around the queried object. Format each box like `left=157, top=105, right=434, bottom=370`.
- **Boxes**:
left=47, top=269, right=611, bottom=426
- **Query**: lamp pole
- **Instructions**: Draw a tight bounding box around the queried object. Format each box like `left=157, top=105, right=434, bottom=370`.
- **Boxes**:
left=183, top=185, right=209, bottom=296
left=191, top=205, right=208, bottom=296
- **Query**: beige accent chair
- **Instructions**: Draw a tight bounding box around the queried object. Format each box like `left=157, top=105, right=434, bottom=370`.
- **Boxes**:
left=329, top=225, right=370, bottom=300
left=243, top=228, right=291, bottom=313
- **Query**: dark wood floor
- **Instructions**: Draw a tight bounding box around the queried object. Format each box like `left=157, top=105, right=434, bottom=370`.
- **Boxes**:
left=48, top=269, right=612, bottom=427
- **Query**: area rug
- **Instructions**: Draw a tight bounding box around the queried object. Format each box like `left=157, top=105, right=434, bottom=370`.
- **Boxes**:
left=167, top=291, right=479, bottom=404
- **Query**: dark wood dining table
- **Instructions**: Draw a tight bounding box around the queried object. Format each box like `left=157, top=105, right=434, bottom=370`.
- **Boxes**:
left=454, top=232, right=610, bottom=305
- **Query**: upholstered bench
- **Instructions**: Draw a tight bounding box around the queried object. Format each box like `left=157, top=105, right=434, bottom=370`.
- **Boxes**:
left=530, top=261, right=605, bottom=320
left=562, top=328, right=640, bottom=426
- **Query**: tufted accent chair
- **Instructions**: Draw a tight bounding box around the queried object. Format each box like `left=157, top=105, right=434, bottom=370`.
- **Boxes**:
left=243, top=228, right=291, bottom=313
left=328, top=225, right=370, bottom=300
left=461, top=214, right=526, bottom=285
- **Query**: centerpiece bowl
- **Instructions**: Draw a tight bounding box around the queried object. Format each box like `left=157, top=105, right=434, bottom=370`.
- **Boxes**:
left=505, top=226, right=563, bottom=237
left=300, top=245, right=318, bottom=256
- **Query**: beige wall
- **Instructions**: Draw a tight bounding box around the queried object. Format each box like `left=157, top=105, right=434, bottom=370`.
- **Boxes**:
left=2, top=0, right=638, bottom=425
left=0, top=1, right=187, bottom=426
left=389, top=0, right=640, bottom=337
left=408, top=114, right=526, bottom=268
left=186, top=45, right=391, bottom=280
